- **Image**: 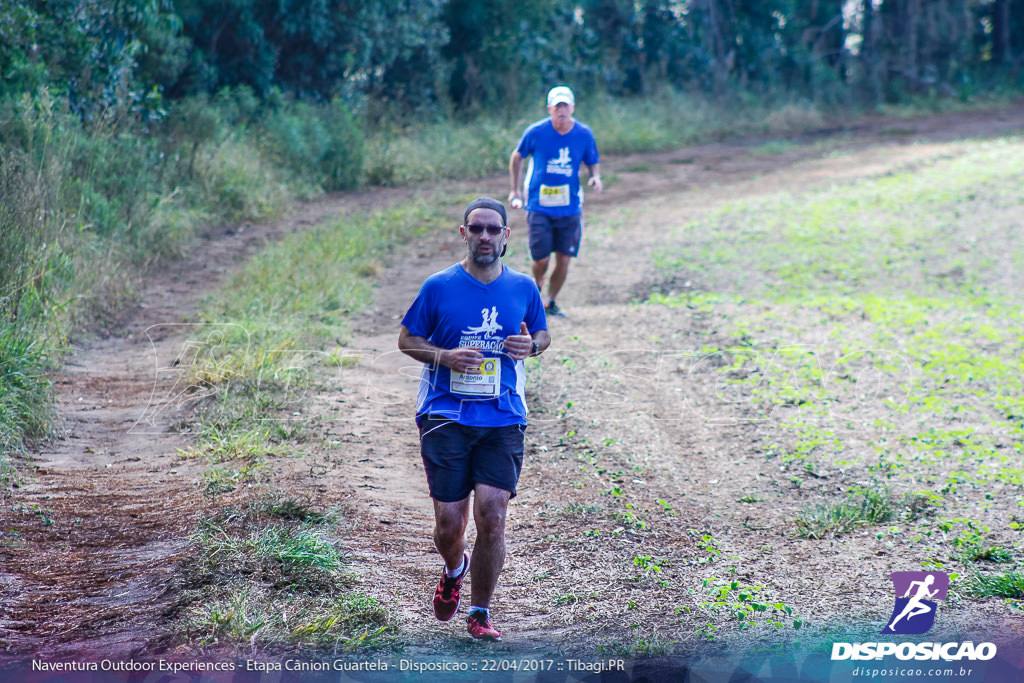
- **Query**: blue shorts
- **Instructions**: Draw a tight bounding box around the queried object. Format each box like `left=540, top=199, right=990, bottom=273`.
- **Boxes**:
left=528, top=212, right=583, bottom=261
left=417, top=415, right=525, bottom=502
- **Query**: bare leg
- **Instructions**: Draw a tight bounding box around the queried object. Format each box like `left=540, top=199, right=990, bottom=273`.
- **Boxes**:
left=546, top=252, right=572, bottom=303
left=433, top=497, right=471, bottom=571
left=888, top=601, right=927, bottom=630
left=532, top=257, right=550, bottom=294
left=468, top=484, right=511, bottom=608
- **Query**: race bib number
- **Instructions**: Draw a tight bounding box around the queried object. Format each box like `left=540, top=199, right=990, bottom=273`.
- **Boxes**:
left=538, top=184, right=570, bottom=207
left=450, top=358, right=501, bottom=397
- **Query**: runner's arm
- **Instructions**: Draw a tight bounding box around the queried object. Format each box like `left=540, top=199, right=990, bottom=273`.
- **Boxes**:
left=586, top=162, right=603, bottom=193
left=531, top=329, right=551, bottom=356
left=503, top=324, right=551, bottom=360
left=398, top=326, right=483, bottom=373
left=509, top=151, right=525, bottom=204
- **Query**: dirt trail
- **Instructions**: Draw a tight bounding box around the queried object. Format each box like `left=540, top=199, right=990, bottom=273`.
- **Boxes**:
left=2, top=104, right=1024, bottom=663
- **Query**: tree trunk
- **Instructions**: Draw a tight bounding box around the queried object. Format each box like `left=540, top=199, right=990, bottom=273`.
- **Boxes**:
left=860, top=0, right=883, bottom=104
left=906, top=0, right=919, bottom=83
left=993, top=0, right=1010, bottom=64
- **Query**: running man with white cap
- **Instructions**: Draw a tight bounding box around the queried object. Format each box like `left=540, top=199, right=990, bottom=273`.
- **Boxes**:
left=509, top=85, right=602, bottom=319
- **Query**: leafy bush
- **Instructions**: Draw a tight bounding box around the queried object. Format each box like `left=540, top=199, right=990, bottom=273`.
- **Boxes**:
left=0, top=0, right=187, bottom=119
left=260, top=97, right=362, bottom=191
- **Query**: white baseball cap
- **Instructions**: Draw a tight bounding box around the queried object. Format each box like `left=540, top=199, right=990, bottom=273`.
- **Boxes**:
left=547, top=86, right=575, bottom=107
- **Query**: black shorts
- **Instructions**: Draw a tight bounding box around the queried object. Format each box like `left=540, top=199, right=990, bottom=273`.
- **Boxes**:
left=528, top=212, right=583, bottom=261
left=417, top=415, right=525, bottom=503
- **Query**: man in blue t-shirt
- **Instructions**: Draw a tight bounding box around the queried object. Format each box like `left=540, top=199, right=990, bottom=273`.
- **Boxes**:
left=398, top=196, right=550, bottom=642
left=509, top=85, right=602, bottom=318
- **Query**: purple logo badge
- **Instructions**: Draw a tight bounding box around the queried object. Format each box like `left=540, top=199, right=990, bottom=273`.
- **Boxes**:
left=881, top=571, right=949, bottom=635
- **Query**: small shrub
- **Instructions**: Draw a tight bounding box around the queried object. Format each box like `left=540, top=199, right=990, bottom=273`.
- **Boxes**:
left=795, top=485, right=895, bottom=539
left=693, top=579, right=803, bottom=640
left=967, top=570, right=1024, bottom=599
left=255, top=497, right=330, bottom=525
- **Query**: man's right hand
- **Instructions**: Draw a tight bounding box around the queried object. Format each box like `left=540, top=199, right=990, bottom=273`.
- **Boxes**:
left=508, top=191, right=523, bottom=209
left=442, top=347, right=485, bottom=373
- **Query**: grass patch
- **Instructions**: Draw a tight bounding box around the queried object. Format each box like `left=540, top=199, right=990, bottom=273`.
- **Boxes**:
left=694, top=579, right=803, bottom=638
left=197, top=523, right=344, bottom=575
left=752, top=140, right=800, bottom=155
left=967, top=570, right=1024, bottom=599
left=178, top=501, right=394, bottom=652
left=657, top=137, right=1024, bottom=301
left=188, top=586, right=391, bottom=651
left=175, top=201, right=449, bottom=492
left=189, top=202, right=447, bottom=386
left=597, top=632, right=673, bottom=658
left=648, top=134, right=1024, bottom=574
left=961, top=545, right=1015, bottom=564
left=795, top=484, right=897, bottom=539
left=180, top=380, right=309, bottom=496
left=950, top=525, right=1016, bottom=564
left=179, top=201, right=449, bottom=495
left=179, top=426, right=287, bottom=463
left=252, top=495, right=331, bottom=525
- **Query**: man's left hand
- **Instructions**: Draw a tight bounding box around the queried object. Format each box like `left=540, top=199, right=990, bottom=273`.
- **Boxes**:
left=503, top=322, right=533, bottom=361
left=588, top=175, right=603, bottom=193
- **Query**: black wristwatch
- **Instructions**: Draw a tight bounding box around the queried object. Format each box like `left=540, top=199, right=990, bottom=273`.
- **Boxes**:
left=531, top=340, right=539, bottom=357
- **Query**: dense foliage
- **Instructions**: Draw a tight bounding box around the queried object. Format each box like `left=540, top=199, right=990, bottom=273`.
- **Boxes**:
left=3, top=1, right=1022, bottom=116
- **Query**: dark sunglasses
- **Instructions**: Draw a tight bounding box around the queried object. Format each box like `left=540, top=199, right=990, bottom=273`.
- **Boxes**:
left=466, top=224, right=506, bottom=235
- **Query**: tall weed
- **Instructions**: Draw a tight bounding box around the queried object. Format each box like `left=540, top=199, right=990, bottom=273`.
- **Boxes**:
left=0, top=127, right=68, bottom=457
left=191, top=137, right=292, bottom=222
left=0, top=323, right=57, bottom=456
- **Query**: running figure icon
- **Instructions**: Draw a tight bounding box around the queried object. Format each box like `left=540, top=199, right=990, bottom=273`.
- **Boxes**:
left=881, top=571, right=949, bottom=635
left=887, top=574, right=937, bottom=631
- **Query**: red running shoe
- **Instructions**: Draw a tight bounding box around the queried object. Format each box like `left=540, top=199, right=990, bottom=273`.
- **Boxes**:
left=432, top=553, right=469, bottom=621
left=466, top=611, right=502, bottom=641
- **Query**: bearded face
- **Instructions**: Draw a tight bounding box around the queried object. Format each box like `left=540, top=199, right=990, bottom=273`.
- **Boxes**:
left=462, top=208, right=507, bottom=266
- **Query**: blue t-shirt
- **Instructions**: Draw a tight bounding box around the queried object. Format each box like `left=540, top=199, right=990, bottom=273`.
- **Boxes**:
left=401, top=263, right=547, bottom=427
left=516, top=118, right=600, bottom=217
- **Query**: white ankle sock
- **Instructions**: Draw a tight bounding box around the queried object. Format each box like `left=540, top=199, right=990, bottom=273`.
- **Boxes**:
left=445, top=556, right=466, bottom=578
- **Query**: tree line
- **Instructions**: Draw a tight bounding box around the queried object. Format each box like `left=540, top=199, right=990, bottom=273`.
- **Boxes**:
left=2, top=1, right=1022, bottom=118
